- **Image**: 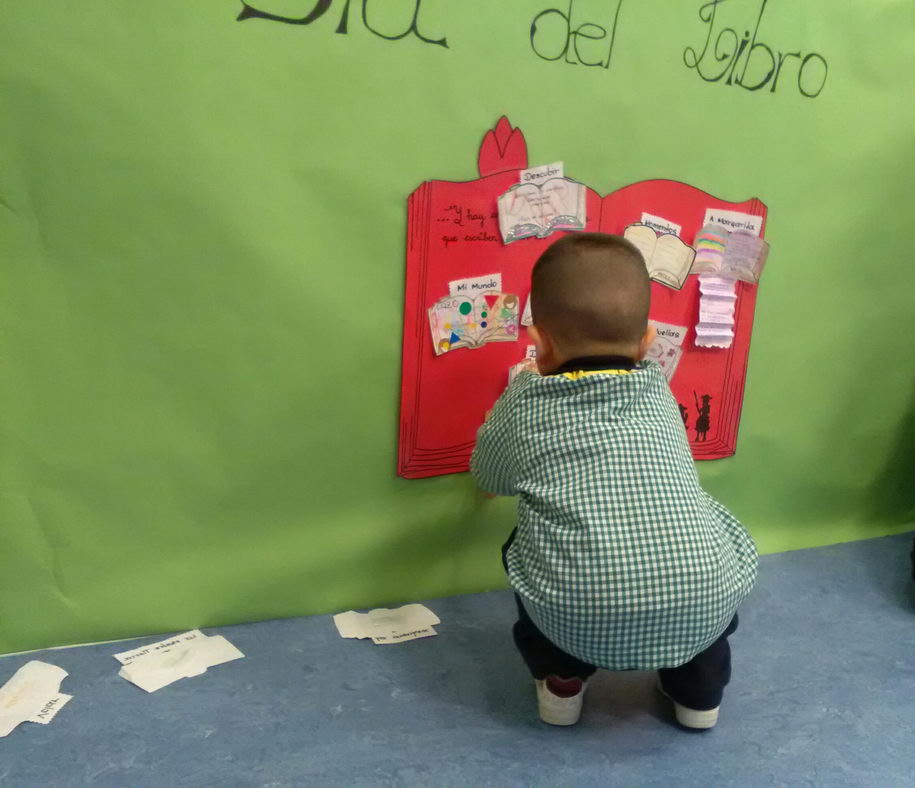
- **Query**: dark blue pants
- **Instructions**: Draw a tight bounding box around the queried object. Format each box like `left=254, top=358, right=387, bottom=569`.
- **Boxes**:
left=503, top=529, right=737, bottom=710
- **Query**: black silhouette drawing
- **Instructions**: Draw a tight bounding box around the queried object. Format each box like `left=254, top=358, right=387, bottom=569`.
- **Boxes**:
left=678, top=403, right=689, bottom=429
left=693, top=392, right=712, bottom=442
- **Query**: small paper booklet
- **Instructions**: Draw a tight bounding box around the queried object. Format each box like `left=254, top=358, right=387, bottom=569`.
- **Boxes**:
left=694, top=275, right=737, bottom=348
left=498, top=178, right=586, bottom=243
left=623, top=223, right=696, bottom=290
left=693, top=224, right=769, bottom=283
left=0, top=661, right=72, bottom=737
left=334, top=604, right=440, bottom=645
left=112, top=630, right=244, bottom=693
left=428, top=292, right=520, bottom=355
left=645, top=321, right=688, bottom=381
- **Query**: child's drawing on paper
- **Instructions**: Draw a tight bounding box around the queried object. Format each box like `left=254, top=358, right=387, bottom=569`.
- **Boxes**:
left=428, top=293, right=520, bottom=355
left=693, top=224, right=769, bottom=283
left=645, top=321, right=687, bottom=382
left=498, top=178, right=585, bottom=243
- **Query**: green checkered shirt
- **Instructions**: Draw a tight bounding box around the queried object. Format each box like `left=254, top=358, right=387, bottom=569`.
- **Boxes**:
left=471, top=361, right=758, bottom=670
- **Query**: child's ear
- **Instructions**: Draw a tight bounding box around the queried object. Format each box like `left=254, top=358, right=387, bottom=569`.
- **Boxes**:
left=527, top=324, right=544, bottom=354
left=527, top=325, right=554, bottom=373
left=636, top=325, right=657, bottom=361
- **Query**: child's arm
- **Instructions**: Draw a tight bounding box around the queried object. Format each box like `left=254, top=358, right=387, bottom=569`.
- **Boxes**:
left=470, top=375, right=529, bottom=497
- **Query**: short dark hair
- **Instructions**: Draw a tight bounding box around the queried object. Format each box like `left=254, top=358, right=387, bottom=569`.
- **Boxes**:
left=530, top=233, right=650, bottom=350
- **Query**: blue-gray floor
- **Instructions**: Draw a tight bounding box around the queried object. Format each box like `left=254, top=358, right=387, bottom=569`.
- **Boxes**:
left=2, top=533, right=913, bottom=787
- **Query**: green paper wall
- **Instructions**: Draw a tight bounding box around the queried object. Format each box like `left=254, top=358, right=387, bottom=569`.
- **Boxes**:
left=1, top=0, right=913, bottom=654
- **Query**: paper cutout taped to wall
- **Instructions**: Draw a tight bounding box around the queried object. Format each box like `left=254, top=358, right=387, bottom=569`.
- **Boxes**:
left=428, top=292, right=519, bottom=355
left=640, top=213, right=681, bottom=237
left=449, top=273, right=502, bottom=296
left=695, top=275, right=737, bottom=348
left=333, top=604, right=440, bottom=645
left=114, top=630, right=244, bottom=693
left=498, top=177, right=585, bottom=243
left=521, top=295, right=532, bottom=326
left=519, top=161, right=563, bottom=185
left=646, top=320, right=688, bottom=381
left=702, top=208, right=763, bottom=236
left=693, top=224, right=769, bottom=283
left=0, top=661, right=72, bottom=737
left=624, top=223, right=696, bottom=289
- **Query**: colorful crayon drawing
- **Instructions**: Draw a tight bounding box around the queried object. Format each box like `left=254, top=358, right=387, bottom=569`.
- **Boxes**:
left=428, top=292, right=520, bottom=355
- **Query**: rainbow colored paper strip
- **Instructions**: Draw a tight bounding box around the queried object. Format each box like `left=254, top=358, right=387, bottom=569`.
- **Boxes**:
left=694, top=225, right=729, bottom=270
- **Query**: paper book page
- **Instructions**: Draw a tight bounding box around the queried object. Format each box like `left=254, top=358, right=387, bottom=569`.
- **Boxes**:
left=334, top=604, right=440, bottom=645
left=693, top=225, right=768, bottom=283
left=117, top=634, right=244, bottom=693
left=540, top=178, right=586, bottom=232
left=0, top=661, right=70, bottom=737
left=624, top=224, right=695, bottom=289
left=695, top=326, right=734, bottom=348
left=474, top=293, right=520, bottom=346
left=623, top=223, right=658, bottom=268
left=695, top=275, right=738, bottom=348
left=650, top=234, right=696, bottom=289
left=692, top=224, right=728, bottom=275
left=720, top=231, right=769, bottom=283
left=646, top=320, right=688, bottom=382
left=498, top=178, right=585, bottom=242
left=429, top=293, right=519, bottom=355
left=428, top=295, right=477, bottom=355
left=498, top=182, right=548, bottom=242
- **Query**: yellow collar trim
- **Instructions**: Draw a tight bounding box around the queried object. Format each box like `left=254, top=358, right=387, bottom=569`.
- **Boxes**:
left=559, top=369, right=635, bottom=381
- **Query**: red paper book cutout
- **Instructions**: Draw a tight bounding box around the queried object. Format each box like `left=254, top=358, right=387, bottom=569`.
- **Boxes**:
left=399, top=118, right=767, bottom=479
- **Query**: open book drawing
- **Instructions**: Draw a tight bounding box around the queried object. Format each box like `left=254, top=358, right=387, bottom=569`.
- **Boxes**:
left=498, top=177, right=586, bottom=243
left=623, top=223, right=697, bottom=290
left=693, top=224, right=769, bottom=283
left=645, top=320, right=688, bottom=381
left=428, top=292, right=520, bottom=355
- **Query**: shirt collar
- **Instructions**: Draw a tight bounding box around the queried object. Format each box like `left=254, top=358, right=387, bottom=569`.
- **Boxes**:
left=550, top=354, right=637, bottom=375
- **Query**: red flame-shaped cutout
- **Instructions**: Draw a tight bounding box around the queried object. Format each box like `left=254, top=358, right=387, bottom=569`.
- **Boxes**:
left=477, top=116, right=528, bottom=177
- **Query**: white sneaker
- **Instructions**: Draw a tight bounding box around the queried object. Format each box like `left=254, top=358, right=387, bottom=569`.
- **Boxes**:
left=535, top=675, right=587, bottom=726
left=656, top=677, right=719, bottom=730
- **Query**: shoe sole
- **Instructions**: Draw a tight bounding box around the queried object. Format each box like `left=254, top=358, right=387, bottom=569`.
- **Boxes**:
left=536, top=680, right=584, bottom=726
left=656, top=678, right=719, bottom=730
